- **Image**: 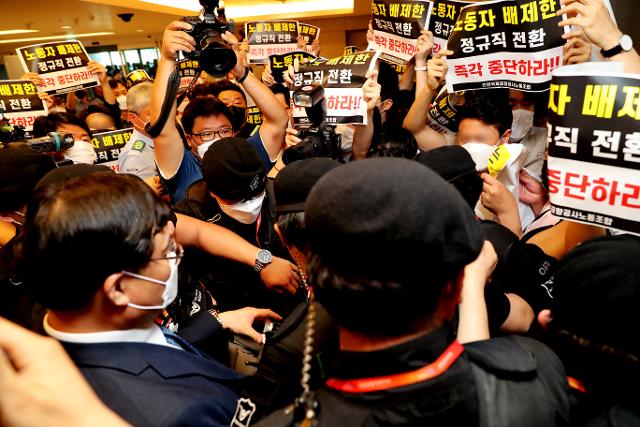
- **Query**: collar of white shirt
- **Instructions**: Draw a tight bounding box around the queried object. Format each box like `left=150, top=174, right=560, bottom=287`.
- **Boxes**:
left=43, top=313, right=178, bottom=350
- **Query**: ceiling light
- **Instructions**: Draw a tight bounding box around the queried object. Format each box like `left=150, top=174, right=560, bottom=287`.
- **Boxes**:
left=136, top=29, right=144, bottom=32
left=0, top=32, right=115, bottom=45
left=0, top=29, right=39, bottom=36
left=61, top=25, right=73, bottom=29
left=138, top=0, right=353, bottom=17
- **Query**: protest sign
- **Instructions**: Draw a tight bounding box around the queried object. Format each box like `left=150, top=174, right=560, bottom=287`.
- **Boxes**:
left=178, top=60, right=201, bottom=91
left=269, top=50, right=317, bottom=84
left=427, top=87, right=462, bottom=134
left=246, top=21, right=299, bottom=64
left=445, top=0, right=567, bottom=93
left=344, top=46, right=360, bottom=56
left=428, top=0, right=473, bottom=54
left=370, top=0, right=433, bottom=65
left=16, top=40, right=99, bottom=95
left=246, top=106, right=263, bottom=127
left=298, top=23, right=321, bottom=52
left=0, top=80, right=48, bottom=133
left=547, top=67, right=640, bottom=235
left=291, top=50, right=380, bottom=126
left=91, top=128, right=133, bottom=171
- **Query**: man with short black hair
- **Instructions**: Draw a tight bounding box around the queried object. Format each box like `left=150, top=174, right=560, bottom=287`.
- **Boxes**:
left=151, top=21, right=288, bottom=204
left=18, top=173, right=242, bottom=426
left=33, top=112, right=97, bottom=165
left=258, top=158, right=571, bottom=425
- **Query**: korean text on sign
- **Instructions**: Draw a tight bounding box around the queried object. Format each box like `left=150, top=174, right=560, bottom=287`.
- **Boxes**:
left=370, top=0, right=434, bottom=65
left=547, top=68, right=640, bottom=235
left=246, top=21, right=300, bottom=64
left=92, top=128, right=133, bottom=172
left=16, top=40, right=99, bottom=95
left=0, top=80, right=48, bottom=133
left=445, top=0, right=568, bottom=93
left=291, top=51, right=380, bottom=126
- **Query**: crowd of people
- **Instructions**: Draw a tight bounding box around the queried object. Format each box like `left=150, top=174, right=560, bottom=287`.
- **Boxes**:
left=0, top=0, right=639, bottom=425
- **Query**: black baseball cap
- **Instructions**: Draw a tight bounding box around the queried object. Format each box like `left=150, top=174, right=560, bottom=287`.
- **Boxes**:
left=201, top=137, right=266, bottom=201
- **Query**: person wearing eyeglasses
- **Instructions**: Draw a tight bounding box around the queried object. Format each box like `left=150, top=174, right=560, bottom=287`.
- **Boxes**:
left=15, top=172, right=247, bottom=426
left=151, top=21, right=288, bottom=205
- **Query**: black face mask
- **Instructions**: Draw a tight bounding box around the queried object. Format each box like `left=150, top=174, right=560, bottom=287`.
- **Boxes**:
left=227, top=106, right=247, bottom=131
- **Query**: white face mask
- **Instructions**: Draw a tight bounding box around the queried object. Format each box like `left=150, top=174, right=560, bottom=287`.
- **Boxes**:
left=64, top=140, right=98, bottom=164
left=123, top=253, right=179, bottom=311
left=461, top=142, right=499, bottom=171
left=218, top=192, right=265, bottom=224
left=197, top=140, right=216, bottom=159
left=116, top=95, right=128, bottom=111
left=510, top=109, right=534, bottom=142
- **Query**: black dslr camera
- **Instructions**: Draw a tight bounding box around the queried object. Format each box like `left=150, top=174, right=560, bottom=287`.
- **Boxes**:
left=180, top=0, right=237, bottom=77
left=283, top=84, right=342, bottom=164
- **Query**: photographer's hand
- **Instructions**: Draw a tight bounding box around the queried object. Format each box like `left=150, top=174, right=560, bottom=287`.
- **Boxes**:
left=221, top=31, right=246, bottom=79
left=218, top=308, right=283, bottom=344
left=161, top=21, right=195, bottom=62
left=285, top=127, right=302, bottom=147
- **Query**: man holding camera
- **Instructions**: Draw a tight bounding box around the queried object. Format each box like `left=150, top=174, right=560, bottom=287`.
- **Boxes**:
left=151, top=19, right=288, bottom=205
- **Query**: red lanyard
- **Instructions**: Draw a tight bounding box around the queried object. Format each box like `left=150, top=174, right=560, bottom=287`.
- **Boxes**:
left=326, top=340, right=464, bottom=393
left=567, top=376, right=587, bottom=394
left=255, top=212, right=262, bottom=247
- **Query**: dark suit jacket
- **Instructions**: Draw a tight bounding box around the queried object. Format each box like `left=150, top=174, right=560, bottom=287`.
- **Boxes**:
left=62, top=341, right=243, bottom=427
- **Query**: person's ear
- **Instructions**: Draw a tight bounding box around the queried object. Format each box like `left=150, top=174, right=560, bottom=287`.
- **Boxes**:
left=127, top=112, right=138, bottom=124
left=537, top=309, right=553, bottom=330
left=501, top=129, right=512, bottom=143
left=185, top=134, right=199, bottom=152
left=103, top=273, right=129, bottom=307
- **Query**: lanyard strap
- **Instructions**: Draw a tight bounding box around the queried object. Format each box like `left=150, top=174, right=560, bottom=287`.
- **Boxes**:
left=326, top=340, right=464, bottom=393
left=567, top=376, right=587, bottom=394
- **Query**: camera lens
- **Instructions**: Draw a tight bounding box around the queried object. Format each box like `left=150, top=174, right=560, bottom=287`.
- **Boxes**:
left=282, top=134, right=323, bottom=165
left=199, top=33, right=237, bottom=77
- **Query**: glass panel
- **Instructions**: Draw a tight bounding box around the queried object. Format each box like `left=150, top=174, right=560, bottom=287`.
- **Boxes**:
left=139, top=48, right=158, bottom=66
left=89, top=52, right=111, bottom=67
left=123, top=50, right=142, bottom=70
left=109, top=51, right=122, bottom=66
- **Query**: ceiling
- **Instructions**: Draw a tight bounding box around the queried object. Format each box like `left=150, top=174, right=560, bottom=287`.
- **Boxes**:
left=0, top=0, right=368, bottom=56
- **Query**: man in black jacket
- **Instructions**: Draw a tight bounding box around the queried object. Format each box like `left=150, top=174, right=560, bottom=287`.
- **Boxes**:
left=257, top=158, right=571, bottom=426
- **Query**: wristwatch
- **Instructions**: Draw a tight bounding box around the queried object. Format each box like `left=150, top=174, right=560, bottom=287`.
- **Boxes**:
left=254, top=249, right=273, bottom=273
left=601, top=34, right=633, bottom=58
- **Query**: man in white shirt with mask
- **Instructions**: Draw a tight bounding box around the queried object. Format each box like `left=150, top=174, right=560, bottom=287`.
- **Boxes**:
left=118, top=82, right=157, bottom=179
left=19, top=173, right=243, bottom=426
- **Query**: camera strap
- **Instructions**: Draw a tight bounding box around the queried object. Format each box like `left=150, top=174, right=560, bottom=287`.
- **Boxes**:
left=146, top=69, right=181, bottom=138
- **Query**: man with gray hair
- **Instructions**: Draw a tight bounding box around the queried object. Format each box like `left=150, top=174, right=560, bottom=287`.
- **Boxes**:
left=117, top=82, right=156, bottom=179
